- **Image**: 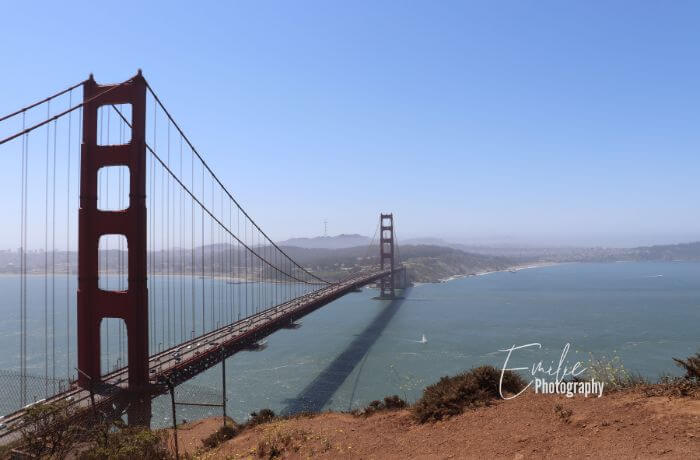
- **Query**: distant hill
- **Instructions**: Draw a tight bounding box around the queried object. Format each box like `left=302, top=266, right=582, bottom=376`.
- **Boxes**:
left=2, top=240, right=697, bottom=281
left=278, top=234, right=371, bottom=249
left=627, top=241, right=700, bottom=261
left=402, top=237, right=450, bottom=246
left=448, top=241, right=700, bottom=263
left=279, top=244, right=515, bottom=283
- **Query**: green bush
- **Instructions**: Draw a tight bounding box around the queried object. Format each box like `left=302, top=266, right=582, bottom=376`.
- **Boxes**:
left=79, top=427, right=170, bottom=460
left=412, top=365, right=526, bottom=423
left=19, top=400, right=82, bottom=458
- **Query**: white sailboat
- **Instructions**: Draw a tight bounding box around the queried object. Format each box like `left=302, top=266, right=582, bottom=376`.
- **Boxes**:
left=419, top=334, right=428, bottom=344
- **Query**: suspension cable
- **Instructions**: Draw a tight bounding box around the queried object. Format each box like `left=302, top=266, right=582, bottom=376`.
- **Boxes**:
left=0, top=79, right=85, bottom=123
left=0, top=79, right=133, bottom=146
left=110, top=105, right=321, bottom=285
left=143, top=81, right=330, bottom=284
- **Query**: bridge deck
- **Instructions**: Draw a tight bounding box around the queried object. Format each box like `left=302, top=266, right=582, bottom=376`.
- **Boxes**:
left=0, top=267, right=400, bottom=441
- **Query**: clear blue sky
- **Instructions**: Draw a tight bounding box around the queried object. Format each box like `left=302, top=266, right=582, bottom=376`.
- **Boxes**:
left=2, top=1, right=699, bottom=247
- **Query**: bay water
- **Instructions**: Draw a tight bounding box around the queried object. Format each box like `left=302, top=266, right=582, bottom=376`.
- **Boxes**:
left=0, top=262, right=697, bottom=425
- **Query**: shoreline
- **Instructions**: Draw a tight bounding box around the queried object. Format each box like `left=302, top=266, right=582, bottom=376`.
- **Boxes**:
left=437, top=261, right=563, bottom=283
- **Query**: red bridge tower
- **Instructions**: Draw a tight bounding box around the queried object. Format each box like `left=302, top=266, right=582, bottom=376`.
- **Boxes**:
left=77, top=72, right=149, bottom=392
left=379, top=213, right=396, bottom=299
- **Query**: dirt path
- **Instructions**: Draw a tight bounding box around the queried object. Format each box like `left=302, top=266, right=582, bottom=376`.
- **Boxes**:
left=166, top=390, right=699, bottom=459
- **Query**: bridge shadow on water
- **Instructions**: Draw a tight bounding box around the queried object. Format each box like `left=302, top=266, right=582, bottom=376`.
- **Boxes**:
left=282, top=287, right=411, bottom=415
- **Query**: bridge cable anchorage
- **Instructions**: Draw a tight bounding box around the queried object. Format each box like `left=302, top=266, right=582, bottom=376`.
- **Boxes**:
left=143, top=81, right=331, bottom=285
left=109, top=104, right=323, bottom=286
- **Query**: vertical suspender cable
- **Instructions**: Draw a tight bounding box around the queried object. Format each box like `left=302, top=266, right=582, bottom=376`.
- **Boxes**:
left=161, top=117, right=166, bottom=348
left=44, top=101, right=51, bottom=397
left=237, top=206, right=240, bottom=320
left=19, top=113, right=26, bottom=405
left=44, top=101, right=50, bottom=396
left=180, top=135, right=184, bottom=342
left=201, top=163, right=205, bottom=334
left=191, top=147, right=195, bottom=339
left=104, top=107, right=110, bottom=373
left=151, top=101, right=157, bottom=353
left=66, top=90, right=72, bottom=381
left=166, top=121, right=171, bottom=348
left=52, top=118, right=57, bottom=390
left=118, top=111, right=123, bottom=365
left=209, top=174, right=216, bottom=330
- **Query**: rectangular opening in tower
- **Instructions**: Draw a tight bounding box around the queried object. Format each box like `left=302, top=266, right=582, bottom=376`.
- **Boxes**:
left=96, top=104, right=132, bottom=146
left=98, top=234, right=128, bottom=291
left=97, top=166, right=130, bottom=211
left=100, top=318, right=128, bottom=377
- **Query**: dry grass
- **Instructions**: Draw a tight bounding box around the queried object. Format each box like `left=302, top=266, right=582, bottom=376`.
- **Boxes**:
left=255, top=425, right=309, bottom=459
left=586, top=355, right=648, bottom=391
left=588, top=352, right=699, bottom=397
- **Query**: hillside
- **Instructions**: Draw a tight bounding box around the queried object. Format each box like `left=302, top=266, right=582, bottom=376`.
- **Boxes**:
left=449, top=241, right=700, bottom=263
left=0, top=243, right=516, bottom=283
left=165, top=389, right=699, bottom=459
left=2, top=240, right=698, bottom=283
left=280, top=244, right=515, bottom=283
left=278, top=234, right=372, bottom=249
left=625, top=241, right=700, bottom=261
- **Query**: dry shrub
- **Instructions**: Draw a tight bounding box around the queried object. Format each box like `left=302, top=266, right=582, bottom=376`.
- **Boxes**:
left=256, top=426, right=308, bottom=459
left=201, top=423, right=238, bottom=449
left=197, top=409, right=276, bottom=454
left=357, top=395, right=407, bottom=416
left=249, top=408, right=276, bottom=426
left=412, top=365, right=526, bottom=423
left=673, top=352, right=700, bottom=380
left=383, top=395, right=407, bottom=410
left=641, top=376, right=699, bottom=398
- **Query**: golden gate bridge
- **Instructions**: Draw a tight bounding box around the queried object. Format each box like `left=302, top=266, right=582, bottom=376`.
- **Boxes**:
left=0, top=71, right=405, bottom=440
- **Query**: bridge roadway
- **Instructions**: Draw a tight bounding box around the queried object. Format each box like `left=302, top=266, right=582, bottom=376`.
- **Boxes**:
left=0, top=266, right=399, bottom=442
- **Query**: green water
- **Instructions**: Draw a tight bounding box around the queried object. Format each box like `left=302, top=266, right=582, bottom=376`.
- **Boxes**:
left=153, top=262, right=699, bottom=425
left=0, top=262, right=698, bottom=424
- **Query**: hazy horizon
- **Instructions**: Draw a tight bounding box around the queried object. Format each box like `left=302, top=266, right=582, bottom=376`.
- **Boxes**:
left=281, top=231, right=700, bottom=249
left=2, top=231, right=698, bottom=253
left=1, top=2, right=699, bottom=250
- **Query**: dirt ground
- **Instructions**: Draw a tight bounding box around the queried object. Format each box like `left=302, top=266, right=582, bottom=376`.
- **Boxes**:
left=165, top=389, right=699, bottom=459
